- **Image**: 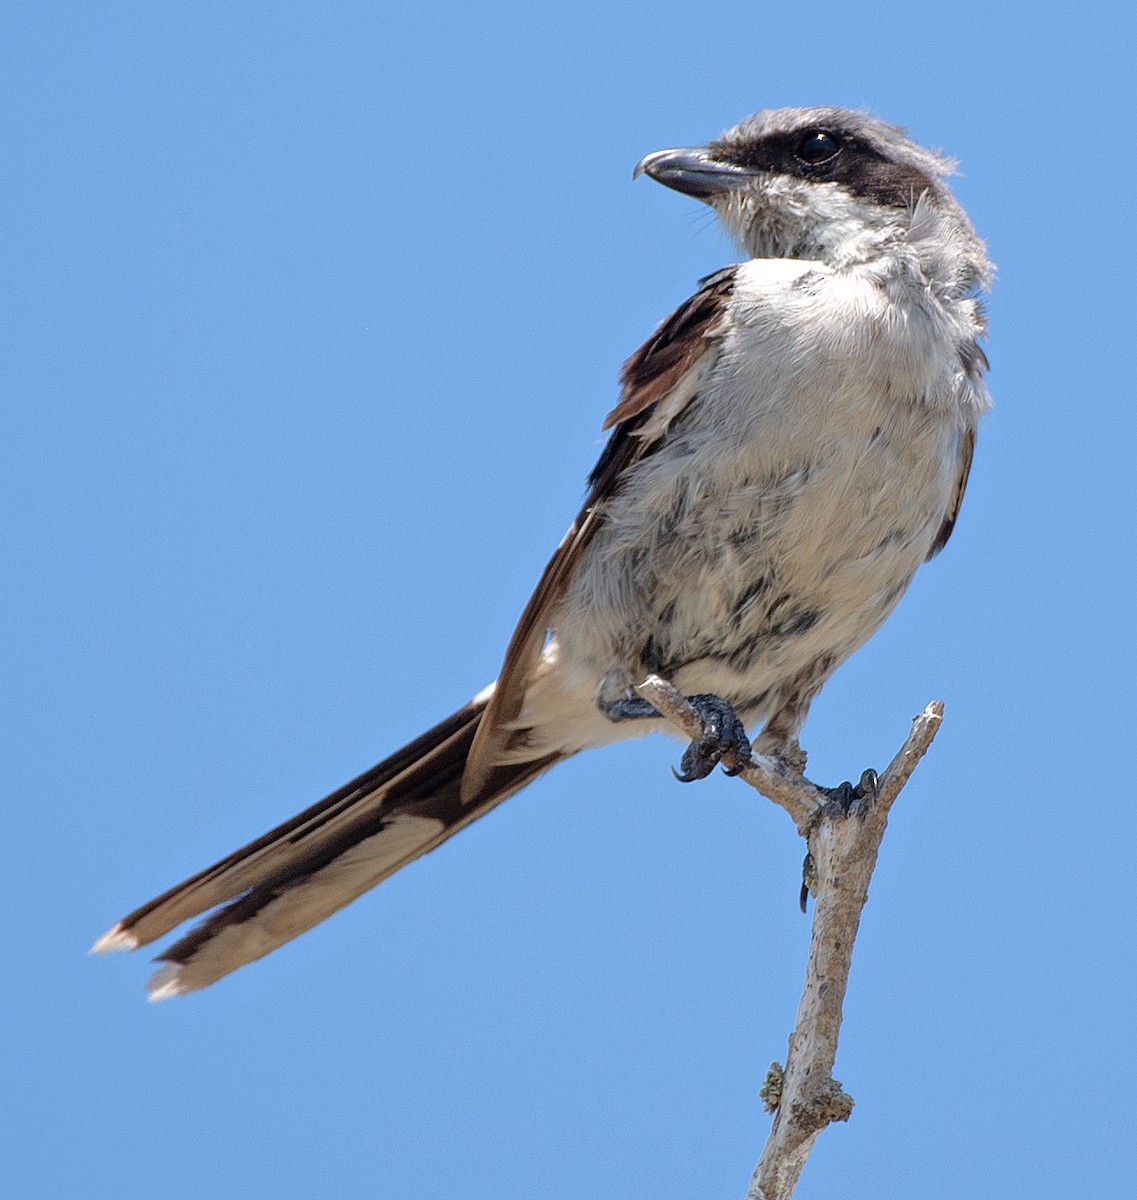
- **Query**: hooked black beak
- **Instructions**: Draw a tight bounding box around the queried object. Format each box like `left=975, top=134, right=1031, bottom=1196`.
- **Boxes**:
left=633, top=147, right=757, bottom=200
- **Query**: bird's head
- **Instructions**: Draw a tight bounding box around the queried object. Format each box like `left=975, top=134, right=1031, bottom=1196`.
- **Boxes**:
left=636, top=107, right=989, bottom=295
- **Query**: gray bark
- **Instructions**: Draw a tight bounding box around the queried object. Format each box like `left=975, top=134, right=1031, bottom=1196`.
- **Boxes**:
left=634, top=677, right=943, bottom=1200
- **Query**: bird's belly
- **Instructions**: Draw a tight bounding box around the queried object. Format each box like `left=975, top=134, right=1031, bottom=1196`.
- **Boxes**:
left=551, top=404, right=959, bottom=720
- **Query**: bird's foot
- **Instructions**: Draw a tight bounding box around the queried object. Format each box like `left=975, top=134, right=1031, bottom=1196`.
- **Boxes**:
left=799, top=769, right=878, bottom=911
left=672, top=694, right=752, bottom=782
left=597, top=695, right=661, bottom=722
left=597, top=686, right=750, bottom=782
left=819, top=768, right=879, bottom=817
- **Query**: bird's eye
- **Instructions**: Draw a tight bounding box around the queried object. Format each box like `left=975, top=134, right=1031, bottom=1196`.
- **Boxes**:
left=795, top=130, right=842, bottom=165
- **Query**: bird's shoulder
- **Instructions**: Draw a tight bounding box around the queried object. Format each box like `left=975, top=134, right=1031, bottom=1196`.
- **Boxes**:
left=601, top=265, right=738, bottom=433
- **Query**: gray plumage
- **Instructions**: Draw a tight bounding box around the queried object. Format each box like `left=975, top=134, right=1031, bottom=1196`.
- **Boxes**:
left=94, top=107, right=991, bottom=998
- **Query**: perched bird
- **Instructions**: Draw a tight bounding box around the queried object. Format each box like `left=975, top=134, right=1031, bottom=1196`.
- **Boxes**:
left=94, top=107, right=991, bottom=999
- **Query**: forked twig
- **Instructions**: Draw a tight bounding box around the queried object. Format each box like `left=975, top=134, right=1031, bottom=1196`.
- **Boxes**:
left=634, top=675, right=943, bottom=1200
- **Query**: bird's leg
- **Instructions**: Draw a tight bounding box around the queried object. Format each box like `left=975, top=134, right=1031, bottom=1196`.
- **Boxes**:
left=598, top=689, right=751, bottom=782
left=755, top=669, right=880, bottom=808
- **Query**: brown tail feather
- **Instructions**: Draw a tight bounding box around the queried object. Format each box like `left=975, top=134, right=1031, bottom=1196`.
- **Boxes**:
left=92, top=695, right=560, bottom=998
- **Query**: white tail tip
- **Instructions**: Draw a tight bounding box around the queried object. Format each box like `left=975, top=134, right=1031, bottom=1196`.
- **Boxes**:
left=90, top=925, right=139, bottom=955
left=146, top=964, right=187, bottom=1003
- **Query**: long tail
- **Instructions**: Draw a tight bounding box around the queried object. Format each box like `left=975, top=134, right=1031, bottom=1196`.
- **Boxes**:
left=92, top=694, right=560, bottom=999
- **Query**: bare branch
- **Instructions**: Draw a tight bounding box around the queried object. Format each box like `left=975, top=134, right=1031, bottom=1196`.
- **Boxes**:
left=633, top=677, right=943, bottom=1200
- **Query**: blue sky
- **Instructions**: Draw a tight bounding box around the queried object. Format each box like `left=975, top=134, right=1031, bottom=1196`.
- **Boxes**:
left=6, top=3, right=1135, bottom=1198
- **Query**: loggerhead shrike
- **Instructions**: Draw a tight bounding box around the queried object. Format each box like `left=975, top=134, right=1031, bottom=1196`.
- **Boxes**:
left=95, top=107, right=991, bottom=999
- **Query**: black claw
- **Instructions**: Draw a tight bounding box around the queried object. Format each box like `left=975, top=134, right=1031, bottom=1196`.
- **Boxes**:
left=799, top=851, right=815, bottom=913
left=857, top=768, right=879, bottom=801
left=673, top=759, right=713, bottom=784
left=671, top=693, right=751, bottom=783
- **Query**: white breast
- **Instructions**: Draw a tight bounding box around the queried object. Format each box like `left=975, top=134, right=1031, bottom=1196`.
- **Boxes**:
left=524, top=256, right=977, bottom=753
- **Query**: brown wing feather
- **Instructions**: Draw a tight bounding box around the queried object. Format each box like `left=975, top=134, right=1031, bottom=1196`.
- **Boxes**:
left=602, top=267, right=737, bottom=429
left=461, top=268, right=737, bottom=803
left=927, top=426, right=975, bottom=559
